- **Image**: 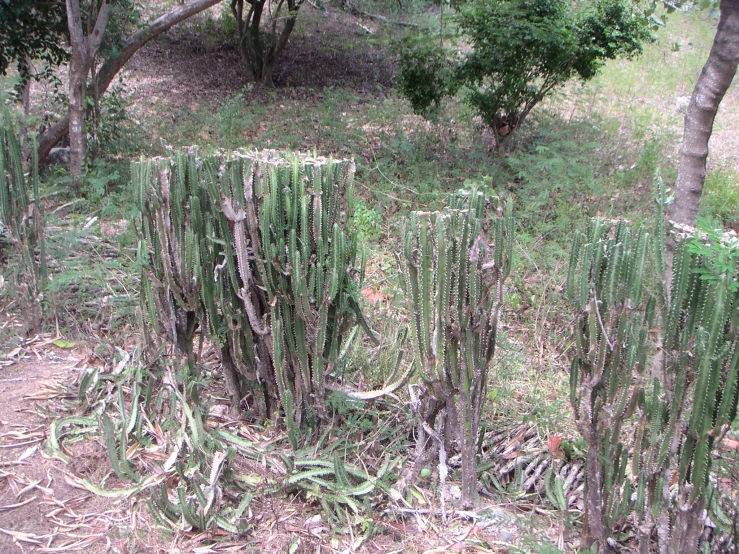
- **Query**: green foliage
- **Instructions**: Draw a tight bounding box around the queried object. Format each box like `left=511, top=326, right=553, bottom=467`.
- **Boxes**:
left=699, top=167, right=739, bottom=229
left=285, top=449, right=400, bottom=527
left=216, top=89, right=254, bottom=149
left=396, top=39, right=456, bottom=119
left=353, top=200, right=383, bottom=240
left=688, top=217, right=739, bottom=291
left=0, top=110, right=46, bottom=329
left=398, top=0, right=651, bottom=142
left=0, top=0, right=68, bottom=86
left=88, top=84, right=137, bottom=160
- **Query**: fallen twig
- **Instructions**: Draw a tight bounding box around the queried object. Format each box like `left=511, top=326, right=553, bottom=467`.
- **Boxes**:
left=341, top=0, right=418, bottom=28
left=0, top=496, right=37, bottom=512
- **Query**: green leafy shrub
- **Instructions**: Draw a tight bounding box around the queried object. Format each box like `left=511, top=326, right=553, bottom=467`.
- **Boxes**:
left=397, top=0, right=651, bottom=146
left=396, top=39, right=456, bottom=119
left=353, top=200, right=383, bottom=240
left=88, top=84, right=137, bottom=159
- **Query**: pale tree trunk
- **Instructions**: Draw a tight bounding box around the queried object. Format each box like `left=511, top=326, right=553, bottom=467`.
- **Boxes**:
left=65, top=0, right=115, bottom=184
left=18, top=57, right=32, bottom=166
left=671, top=0, right=739, bottom=228
left=67, top=48, right=87, bottom=181
left=38, top=0, right=224, bottom=166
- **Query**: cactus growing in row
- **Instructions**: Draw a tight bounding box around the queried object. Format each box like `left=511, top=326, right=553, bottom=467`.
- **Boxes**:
left=211, top=152, right=373, bottom=447
left=133, top=150, right=372, bottom=448
left=132, top=152, right=211, bottom=397
left=0, top=115, right=47, bottom=328
left=401, top=190, right=513, bottom=505
left=641, top=221, right=739, bottom=554
left=568, top=182, right=739, bottom=552
left=566, top=218, right=656, bottom=547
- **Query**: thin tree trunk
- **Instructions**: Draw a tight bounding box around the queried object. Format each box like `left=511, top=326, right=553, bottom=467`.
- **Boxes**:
left=67, top=51, right=87, bottom=180
left=668, top=496, right=705, bottom=554
left=671, top=0, right=739, bottom=228
left=263, top=12, right=297, bottom=84
left=585, top=432, right=606, bottom=549
left=65, top=0, right=88, bottom=182
left=38, top=0, right=224, bottom=165
left=65, top=0, right=115, bottom=184
left=232, top=0, right=301, bottom=85
left=18, top=58, right=32, bottom=166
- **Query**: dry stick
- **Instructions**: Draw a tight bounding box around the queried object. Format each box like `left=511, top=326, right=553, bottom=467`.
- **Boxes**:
left=341, top=0, right=419, bottom=28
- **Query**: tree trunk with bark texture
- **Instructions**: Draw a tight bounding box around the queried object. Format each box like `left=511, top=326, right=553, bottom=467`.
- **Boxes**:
left=65, top=0, right=115, bottom=183
left=667, top=496, right=705, bottom=554
left=38, top=0, right=224, bottom=165
left=231, top=0, right=302, bottom=86
left=671, top=0, right=739, bottom=227
left=67, top=49, right=87, bottom=180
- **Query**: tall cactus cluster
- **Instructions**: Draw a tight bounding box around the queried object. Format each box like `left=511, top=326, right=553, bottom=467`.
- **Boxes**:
left=567, top=184, right=739, bottom=552
left=401, top=191, right=513, bottom=504
left=567, top=217, right=656, bottom=546
left=0, top=115, right=46, bottom=326
left=133, top=150, right=369, bottom=448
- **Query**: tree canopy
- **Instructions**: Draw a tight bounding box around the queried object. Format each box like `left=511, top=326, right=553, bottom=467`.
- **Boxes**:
left=0, top=0, right=69, bottom=84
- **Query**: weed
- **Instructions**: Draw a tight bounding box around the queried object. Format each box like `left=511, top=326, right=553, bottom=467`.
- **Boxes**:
left=700, top=167, right=739, bottom=229
left=216, top=88, right=255, bottom=148
left=353, top=200, right=383, bottom=240
left=88, top=84, right=138, bottom=160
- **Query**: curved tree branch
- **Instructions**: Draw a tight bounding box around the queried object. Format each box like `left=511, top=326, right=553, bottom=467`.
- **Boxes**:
left=37, top=0, right=224, bottom=164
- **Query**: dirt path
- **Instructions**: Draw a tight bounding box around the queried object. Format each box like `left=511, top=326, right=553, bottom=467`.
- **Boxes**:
left=0, top=347, right=131, bottom=553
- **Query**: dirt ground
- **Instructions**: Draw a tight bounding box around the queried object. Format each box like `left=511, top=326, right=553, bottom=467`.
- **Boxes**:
left=0, top=344, right=130, bottom=553
left=121, top=5, right=397, bottom=108
left=0, top=337, right=549, bottom=554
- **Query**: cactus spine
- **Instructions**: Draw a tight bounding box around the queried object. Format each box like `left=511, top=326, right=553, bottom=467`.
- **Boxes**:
left=402, top=190, right=513, bottom=504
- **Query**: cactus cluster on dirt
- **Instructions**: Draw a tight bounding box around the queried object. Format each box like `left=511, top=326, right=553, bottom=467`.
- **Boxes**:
left=133, top=150, right=370, bottom=447
left=128, top=147, right=739, bottom=548
left=401, top=190, right=513, bottom=504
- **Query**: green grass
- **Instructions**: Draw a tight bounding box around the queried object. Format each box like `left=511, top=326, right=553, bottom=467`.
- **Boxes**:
left=700, top=166, right=739, bottom=227
left=573, top=10, right=719, bottom=130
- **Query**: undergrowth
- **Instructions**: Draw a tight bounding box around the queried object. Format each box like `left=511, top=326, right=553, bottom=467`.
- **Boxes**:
left=1, top=3, right=737, bottom=552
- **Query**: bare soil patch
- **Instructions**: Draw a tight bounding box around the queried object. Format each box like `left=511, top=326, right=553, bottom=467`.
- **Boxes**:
left=0, top=349, right=123, bottom=553
left=122, top=6, right=397, bottom=108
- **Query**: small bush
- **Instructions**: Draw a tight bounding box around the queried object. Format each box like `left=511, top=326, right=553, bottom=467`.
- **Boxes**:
left=397, top=0, right=652, bottom=145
